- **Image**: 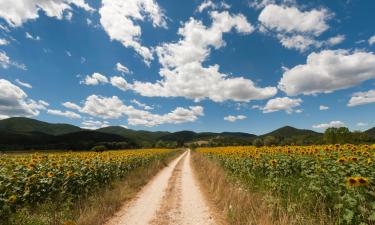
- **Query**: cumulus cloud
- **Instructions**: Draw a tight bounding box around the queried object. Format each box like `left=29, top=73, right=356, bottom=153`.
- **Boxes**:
left=224, top=115, right=246, bottom=122
left=326, top=34, right=345, bottom=46
left=319, top=105, right=329, bottom=110
left=15, top=79, right=32, bottom=89
left=80, top=72, right=108, bottom=85
left=347, top=90, right=375, bottom=107
left=131, top=99, right=153, bottom=110
left=47, top=109, right=81, bottom=119
left=99, top=0, right=167, bottom=63
left=279, top=50, right=375, bottom=96
left=0, top=51, right=27, bottom=70
left=312, top=121, right=345, bottom=129
left=116, top=62, right=130, bottom=74
left=62, top=101, right=81, bottom=111
left=357, top=122, right=368, bottom=127
left=196, top=0, right=230, bottom=13
left=0, top=38, right=9, bottom=45
left=261, top=97, right=302, bottom=113
left=0, top=79, right=48, bottom=118
left=81, top=120, right=109, bottom=129
left=259, top=4, right=330, bottom=36
left=64, top=95, right=204, bottom=127
left=258, top=4, right=333, bottom=52
left=369, top=35, right=375, bottom=45
left=0, top=0, right=94, bottom=27
left=110, top=76, right=130, bottom=91
left=25, top=32, right=40, bottom=41
left=120, top=11, right=276, bottom=102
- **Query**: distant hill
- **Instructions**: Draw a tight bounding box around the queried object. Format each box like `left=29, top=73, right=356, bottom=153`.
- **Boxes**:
left=0, top=117, right=372, bottom=151
left=365, top=127, right=375, bottom=137
left=97, top=126, right=169, bottom=146
left=0, top=130, right=134, bottom=151
left=0, top=117, right=82, bottom=135
left=261, top=126, right=321, bottom=138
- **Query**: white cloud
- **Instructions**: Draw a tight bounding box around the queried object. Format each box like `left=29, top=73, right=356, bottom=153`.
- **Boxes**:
left=80, top=57, right=86, bottom=64
left=47, top=109, right=81, bottom=119
left=277, top=34, right=319, bottom=52
left=347, top=89, right=375, bottom=107
left=80, top=72, right=108, bottom=85
left=62, top=101, right=81, bottom=111
left=196, top=0, right=230, bottom=13
left=258, top=4, right=333, bottom=52
left=66, top=95, right=204, bottom=127
left=15, top=79, right=32, bottom=89
left=326, top=34, right=345, bottom=46
left=120, top=11, right=276, bottom=102
left=262, top=97, right=302, bottom=113
left=369, top=35, right=375, bottom=45
left=312, top=120, right=345, bottom=129
left=25, top=32, right=40, bottom=41
left=66, top=51, right=72, bottom=57
left=110, top=76, right=130, bottom=91
left=0, top=51, right=27, bottom=70
left=279, top=50, right=375, bottom=96
left=0, top=0, right=94, bottom=27
left=224, top=115, right=246, bottom=122
left=319, top=105, right=329, bottom=110
left=357, top=122, right=368, bottom=127
left=81, top=120, right=110, bottom=129
left=65, top=11, right=73, bottom=20
left=259, top=4, right=330, bottom=36
left=99, top=0, right=167, bottom=64
left=116, top=62, right=130, bottom=74
left=0, top=38, right=9, bottom=45
left=131, top=99, right=153, bottom=110
left=249, top=0, right=296, bottom=10
left=0, top=79, right=48, bottom=118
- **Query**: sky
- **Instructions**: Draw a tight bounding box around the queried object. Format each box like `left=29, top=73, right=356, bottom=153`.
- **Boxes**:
left=0, top=0, right=374, bottom=135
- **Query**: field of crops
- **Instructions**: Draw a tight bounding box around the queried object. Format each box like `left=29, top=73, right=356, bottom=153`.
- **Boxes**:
left=0, top=149, right=177, bottom=221
left=198, top=144, right=375, bottom=224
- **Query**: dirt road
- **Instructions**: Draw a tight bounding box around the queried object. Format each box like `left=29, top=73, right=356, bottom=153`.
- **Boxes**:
left=105, top=150, right=222, bottom=225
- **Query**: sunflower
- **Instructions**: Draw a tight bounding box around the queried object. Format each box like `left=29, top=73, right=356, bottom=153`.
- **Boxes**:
left=269, top=159, right=278, bottom=166
left=27, top=163, right=36, bottom=169
left=347, top=177, right=357, bottom=187
left=355, top=177, right=369, bottom=187
left=8, top=195, right=17, bottom=203
left=47, top=172, right=55, bottom=177
left=337, top=157, right=346, bottom=163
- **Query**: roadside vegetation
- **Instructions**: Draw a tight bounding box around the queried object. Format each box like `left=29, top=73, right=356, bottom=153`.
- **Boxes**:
left=193, top=144, right=375, bottom=225
left=0, top=149, right=180, bottom=225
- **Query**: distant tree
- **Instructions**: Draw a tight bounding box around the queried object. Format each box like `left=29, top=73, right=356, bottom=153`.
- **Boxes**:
left=252, top=138, right=264, bottom=147
left=91, top=145, right=106, bottom=152
left=264, top=136, right=278, bottom=146
left=324, top=127, right=351, bottom=144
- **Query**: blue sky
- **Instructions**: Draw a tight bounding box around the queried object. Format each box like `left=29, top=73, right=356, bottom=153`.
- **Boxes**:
left=0, top=0, right=374, bottom=135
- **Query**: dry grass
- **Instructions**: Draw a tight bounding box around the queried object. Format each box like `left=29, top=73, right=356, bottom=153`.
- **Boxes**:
left=191, top=152, right=332, bottom=225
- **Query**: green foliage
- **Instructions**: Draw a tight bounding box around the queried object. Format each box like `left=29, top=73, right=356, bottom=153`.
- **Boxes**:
left=91, top=145, right=107, bottom=152
left=252, top=138, right=264, bottom=147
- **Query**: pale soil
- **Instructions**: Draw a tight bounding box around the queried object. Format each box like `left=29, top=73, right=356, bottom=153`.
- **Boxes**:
left=105, top=150, right=224, bottom=225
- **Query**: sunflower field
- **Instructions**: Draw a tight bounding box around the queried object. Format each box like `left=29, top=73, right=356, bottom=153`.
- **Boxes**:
left=0, top=149, right=177, bottom=220
left=198, top=144, right=375, bottom=224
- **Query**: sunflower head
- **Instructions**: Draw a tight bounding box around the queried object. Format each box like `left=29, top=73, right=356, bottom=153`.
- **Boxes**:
left=47, top=172, right=54, bottom=177
left=8, top=195, right=17, bottom=203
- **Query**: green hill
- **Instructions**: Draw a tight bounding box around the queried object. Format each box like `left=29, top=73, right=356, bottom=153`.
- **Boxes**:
left=0, top=117, right=82, bottom=135
left=261, top=126, right=321, bottom=138
left=97, top=126, right=169, bottom=146
left=365, top=127, right=375, bottom=137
